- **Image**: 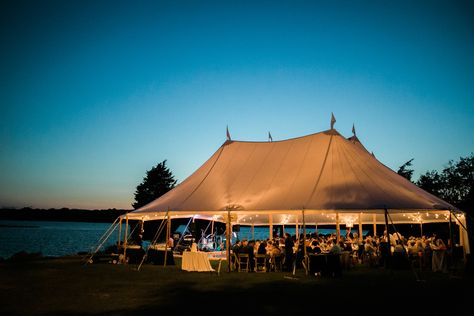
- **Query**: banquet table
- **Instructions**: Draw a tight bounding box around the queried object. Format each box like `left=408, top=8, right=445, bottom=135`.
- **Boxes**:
left=181, top=251, right=215, bottom=272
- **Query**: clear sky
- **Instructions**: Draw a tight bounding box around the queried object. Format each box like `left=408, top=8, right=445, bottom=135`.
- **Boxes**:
left=1, top=0, right=473, bottom=210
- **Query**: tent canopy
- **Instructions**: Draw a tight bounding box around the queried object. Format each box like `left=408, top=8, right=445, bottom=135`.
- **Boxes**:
left=127, top=128, right=457, bottom=225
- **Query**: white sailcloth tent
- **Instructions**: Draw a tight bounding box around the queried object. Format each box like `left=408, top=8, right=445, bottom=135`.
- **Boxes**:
left=124, top=125, right=469, bottom=253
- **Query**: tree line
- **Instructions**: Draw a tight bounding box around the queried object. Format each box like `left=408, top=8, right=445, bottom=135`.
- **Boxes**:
left=397, top=153, right=473, bottom=213
left=0, top=207, right=130, bottom=223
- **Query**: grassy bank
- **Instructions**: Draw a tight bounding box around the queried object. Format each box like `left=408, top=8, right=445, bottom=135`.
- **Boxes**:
left=0, top=256, right=472, bottom=315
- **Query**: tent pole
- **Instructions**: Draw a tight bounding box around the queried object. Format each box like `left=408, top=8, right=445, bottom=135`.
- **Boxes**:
left=384, top=208, right=391, bottom=262
left=302, top=209, right=308, bottom=276
left=226, top=209, right=231, bottom=272
left=251, top=224, right=254, bottom=240
left=269, top=215, right=273, bottom=240
left=373, top=214, right=377, bottom=237
left=448, top=211, right=456, bottom=267
left=296, top=217, right=299, bottom=240
left=123, top=215, right=129, bottom=264
left=449, top=210, right=470, bottom=256
left=164, top=211, right=171, bottom=267
left=420, top=221, right=423, bottom=237
left=211, top=219, right=215, bottom=246
left=459, top=214, right=470, bottom=256
left=358, top=213, right=363, bottom=242
left=118, top=217, right=122, bottom=248
left=336, top=212, right=340, bottom=242
left=449, top=212, right=454, bottom=250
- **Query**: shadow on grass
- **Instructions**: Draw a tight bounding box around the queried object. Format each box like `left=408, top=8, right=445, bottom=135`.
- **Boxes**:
left=45, top=267, right=474, bottom=316
left=1, top=256, right=472, bottom=316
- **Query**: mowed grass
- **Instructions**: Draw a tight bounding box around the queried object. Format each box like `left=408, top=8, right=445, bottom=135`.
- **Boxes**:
left=0, top=255, right=472, bottom=315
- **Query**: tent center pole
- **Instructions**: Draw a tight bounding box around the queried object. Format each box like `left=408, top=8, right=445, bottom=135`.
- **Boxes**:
left=269, top=215, right=273, bottom=240
left=373, top=214, right=377, bottom=237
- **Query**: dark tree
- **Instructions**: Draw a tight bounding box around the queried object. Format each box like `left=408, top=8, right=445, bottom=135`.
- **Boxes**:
left=132, top=160, right=177, bottom=209
left=397, top=158, right=414, bottom=182
left=416, top=154, right=474, bottom=211
left=417, top=170, right=444, bottom=197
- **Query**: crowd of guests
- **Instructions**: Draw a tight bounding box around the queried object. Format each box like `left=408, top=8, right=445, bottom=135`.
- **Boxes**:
left=229, top=230, right=458, bottom=273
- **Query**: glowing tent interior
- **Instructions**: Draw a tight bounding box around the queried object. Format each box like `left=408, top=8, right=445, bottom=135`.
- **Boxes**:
left=123, top=120, right=470, bottom=254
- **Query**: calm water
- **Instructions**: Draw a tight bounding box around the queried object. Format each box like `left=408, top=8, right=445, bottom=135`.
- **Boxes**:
left=0, top=220, right=119, bottom=259
left=0, top=220, right=368, bottom=259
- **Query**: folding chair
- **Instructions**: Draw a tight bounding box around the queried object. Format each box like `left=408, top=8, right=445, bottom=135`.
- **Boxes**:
left=254, top=254, right=267, bottom=272
left=270, top=254, right=283, bottom=272
left=237, top=253, right=249, bottom=272
left=231, top=253, right=239, bottom=271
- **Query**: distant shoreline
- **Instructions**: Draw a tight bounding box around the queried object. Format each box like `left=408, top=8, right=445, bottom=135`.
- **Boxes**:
left=0, top=208, right=131, bottom=223
left=0, top=224, right=39, bottom=228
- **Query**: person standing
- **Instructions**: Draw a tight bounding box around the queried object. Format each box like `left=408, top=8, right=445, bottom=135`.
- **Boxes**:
left=284, top=233, right=294, bottom=272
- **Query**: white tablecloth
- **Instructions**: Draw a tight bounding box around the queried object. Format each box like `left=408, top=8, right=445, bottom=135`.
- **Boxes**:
left=182, top=251, right=215, bottom=272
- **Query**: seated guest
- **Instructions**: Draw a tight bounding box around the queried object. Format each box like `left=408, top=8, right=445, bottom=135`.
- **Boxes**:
left=257, top=241, right=267, bottom=255
left=393, top=240, right=405, bottom=253
left=407, top=239, right=418, bottom=258
left=342, top=241, right=352, bottom=252
left=267, top=241, right=282, bottom=271
left=329, top=239, right=342, bottom=255
left=305, top=239, right=314, bottom=254
left=232, top=239, right=241, bottom=254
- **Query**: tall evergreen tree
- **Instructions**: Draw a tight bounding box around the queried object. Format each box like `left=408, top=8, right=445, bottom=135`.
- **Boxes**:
left=132, top=160, right=177, bottom=209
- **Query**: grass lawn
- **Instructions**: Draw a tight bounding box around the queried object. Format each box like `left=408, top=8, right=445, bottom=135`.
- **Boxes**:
left=0, top=255, right=472, bottom=315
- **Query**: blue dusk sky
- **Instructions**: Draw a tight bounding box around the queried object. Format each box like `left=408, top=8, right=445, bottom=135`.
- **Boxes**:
left=1, top=0, right=473, bottom=210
